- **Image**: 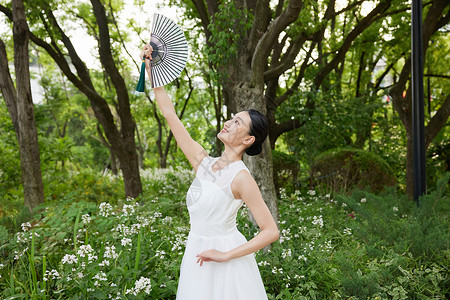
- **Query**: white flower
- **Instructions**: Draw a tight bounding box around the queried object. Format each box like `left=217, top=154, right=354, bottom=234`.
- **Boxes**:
left=62, top=254, right=78, bottom=265
left=298, top=255, right=307, bottom=262
left=81, top=214, right=91, bottom=224
left=99, top=260, right=110, bottom=266
left=93, top=271, right=107, bottom=286
left=43, top=269, right=61, bottom=281
left=155, top=250, right=166, bottom=259
left=126, top=276, right=152, bottom=295
left=360, top=198, right=367, bottom=203
left=14, top=247, right=28, bottom=260
left=343, top=228, right=352, bottom=235
left=121, top=238, right=132, bottom=247
left=122, top=204, right=135, bottom=217
left=393, top=206, right=398, bottom=212
left=342, top=202, right=347, bottom=207
left=307, top=190, right=316, bottom=196
left=271, top=266, right=283, bottom=274
left=77, top=245, right=94, bottom=258
left=258, top=261, right=270, bottom=266
left=16, top=232, right=27, bottom=243
left=162, top=216, right=173, bottom=224
left=104, top=245, right=119, bottom=259
left=312, top=215, right=324, bottom=228
left=21, top=222, right=31, bottom=232
left=99, top=202, right=114, bottom=217
left=281, top=248, right=292, bottom=259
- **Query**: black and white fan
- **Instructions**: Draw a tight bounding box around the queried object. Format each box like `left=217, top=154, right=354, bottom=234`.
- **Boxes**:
left=136, top=13, right=189, bottom=91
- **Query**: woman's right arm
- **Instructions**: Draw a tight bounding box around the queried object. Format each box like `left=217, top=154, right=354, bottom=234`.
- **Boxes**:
left=141, top=45, right=207, bottom=171
left=153, top=87, right=207, bottom=172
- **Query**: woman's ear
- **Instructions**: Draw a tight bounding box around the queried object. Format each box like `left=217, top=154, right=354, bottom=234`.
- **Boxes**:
left=243, top=135, right=255, bottom=147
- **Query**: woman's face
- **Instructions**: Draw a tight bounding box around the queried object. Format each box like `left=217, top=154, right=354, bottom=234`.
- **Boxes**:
left=217, top=111, right=254, bottom=148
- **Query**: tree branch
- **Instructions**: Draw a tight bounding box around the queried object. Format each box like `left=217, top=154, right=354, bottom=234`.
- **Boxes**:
left=425, top=93, right=450, bottom=148
left=0, top=38, right=19, bottom=134
left=274, top=41, right=316, bottom=107
left=264, top=34, right=307, bottom=81
left=313, top=0, right=392, bottom=89
left=248, top=0, right=271, bottom=54
left=46, top=9, right=96, bottom=90
left=272, top=118, right=303, bottom=142
left=90, top=0, right=134, bottom=134
left=251, top=0, right=302, bottom=85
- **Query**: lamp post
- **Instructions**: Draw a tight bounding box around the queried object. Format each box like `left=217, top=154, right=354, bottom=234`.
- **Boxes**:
left=411, top=0, right=426, bottom=204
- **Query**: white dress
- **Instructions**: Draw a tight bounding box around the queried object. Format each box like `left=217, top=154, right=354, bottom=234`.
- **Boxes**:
left=176, top=155, right=268, bottom=300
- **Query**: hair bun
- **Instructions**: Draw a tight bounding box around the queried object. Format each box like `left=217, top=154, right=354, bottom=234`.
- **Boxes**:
left=245, top=143, right=262, bottom=156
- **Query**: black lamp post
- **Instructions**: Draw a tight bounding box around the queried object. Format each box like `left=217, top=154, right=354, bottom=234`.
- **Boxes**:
left=411, top=0, right=426, bottom=204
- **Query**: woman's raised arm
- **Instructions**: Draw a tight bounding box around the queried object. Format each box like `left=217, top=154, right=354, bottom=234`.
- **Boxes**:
left=141, top=45, right=207, bottom=172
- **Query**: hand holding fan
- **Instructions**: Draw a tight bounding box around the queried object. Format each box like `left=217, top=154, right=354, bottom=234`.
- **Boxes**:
left=136, top=13, right=189, bottom=91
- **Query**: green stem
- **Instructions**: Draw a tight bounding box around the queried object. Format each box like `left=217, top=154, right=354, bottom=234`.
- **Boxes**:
left=134, top=231, right=142, bottom=280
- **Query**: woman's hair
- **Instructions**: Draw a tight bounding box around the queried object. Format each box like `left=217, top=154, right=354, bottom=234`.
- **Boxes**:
left=245, top=109, right=269, bottom=156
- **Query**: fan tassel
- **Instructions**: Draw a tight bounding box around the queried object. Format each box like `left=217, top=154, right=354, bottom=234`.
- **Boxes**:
left=135, top=58, right=146, bottom=92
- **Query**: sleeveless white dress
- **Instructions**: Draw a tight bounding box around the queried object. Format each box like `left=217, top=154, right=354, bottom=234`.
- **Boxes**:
left=176, top=155, right=268, bottom=300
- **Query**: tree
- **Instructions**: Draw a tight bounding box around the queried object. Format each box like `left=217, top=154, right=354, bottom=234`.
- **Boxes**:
left=0, top=0, right=44, bottom=212
left=172, top=0, right=399, bottom=221
left=0, top=0, right=143, bottom=198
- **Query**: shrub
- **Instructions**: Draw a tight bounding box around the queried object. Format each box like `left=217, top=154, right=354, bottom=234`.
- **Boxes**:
left=272, top=150, right=300, bottom=197
left=312, top=148, right=397, bottom=193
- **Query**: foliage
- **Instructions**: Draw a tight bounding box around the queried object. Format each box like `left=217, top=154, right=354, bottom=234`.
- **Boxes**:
left=206, top=1, right=253, bottom=78
left=272, top=150, right=300, bottom=197
left=312, top=148, right=397, bottom=193
left=1, top=167, right=448, bottom=299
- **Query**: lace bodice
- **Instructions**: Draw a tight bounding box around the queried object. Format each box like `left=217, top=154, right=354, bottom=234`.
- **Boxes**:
left=185, top=156, right=250, bottom=236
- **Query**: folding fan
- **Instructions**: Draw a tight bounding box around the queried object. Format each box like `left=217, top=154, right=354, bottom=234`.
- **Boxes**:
left=136, top=13, right=189, bottom=91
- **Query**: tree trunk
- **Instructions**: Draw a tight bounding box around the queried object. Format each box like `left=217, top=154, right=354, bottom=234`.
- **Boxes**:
left=0, top=0, right=45, bottom=212
left=232, top=82, right=279, bottom=224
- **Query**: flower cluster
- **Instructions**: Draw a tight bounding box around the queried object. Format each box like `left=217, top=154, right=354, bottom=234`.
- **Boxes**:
left=281, top=248, right=292, bottom=259
left=21, top=222, right=31, bottom=232
left=82, top=214, right=91, bottom=224
left=99, top=202, right=114, bottom=217
left=62, top=254, right=78, bottom=265
left=44, top=269, right=61, bottom=281
left=312, top=215, right=324, bottom=228
left=125, top=276, right=152, bottom=296
left=77, top=244, right=97, bottom=263
left=93, top=271, right=107, bottom=287
left=122, top=204, right=136, bottom=217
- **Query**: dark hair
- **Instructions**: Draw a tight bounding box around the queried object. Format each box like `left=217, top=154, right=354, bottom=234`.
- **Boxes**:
left=245, top=109, right=269, bottom=156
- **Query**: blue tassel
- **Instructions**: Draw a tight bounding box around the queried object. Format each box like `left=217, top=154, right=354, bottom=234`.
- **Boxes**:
left=135, top=59, right=146, bottom=92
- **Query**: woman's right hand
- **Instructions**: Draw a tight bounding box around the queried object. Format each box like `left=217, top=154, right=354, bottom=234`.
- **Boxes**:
left=140, top=44, right=153, bottom=60
left=140, top=44, right=153, bottom=72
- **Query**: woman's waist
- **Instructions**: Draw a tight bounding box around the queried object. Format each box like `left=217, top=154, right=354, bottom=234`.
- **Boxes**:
left=188, top=220, right=240, bottom=237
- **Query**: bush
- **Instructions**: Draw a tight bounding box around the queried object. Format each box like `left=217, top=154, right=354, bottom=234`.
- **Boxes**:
left=272, top=150, right=300, bottom=197
left=312, top=148, right=397, bottom=193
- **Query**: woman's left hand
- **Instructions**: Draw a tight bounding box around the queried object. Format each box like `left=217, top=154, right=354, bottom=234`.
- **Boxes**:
left=196, top=249, right=230, bottom=266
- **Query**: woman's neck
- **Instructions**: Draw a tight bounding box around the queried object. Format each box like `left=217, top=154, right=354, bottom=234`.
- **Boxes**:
left=219, top=148, right=243, bottom=163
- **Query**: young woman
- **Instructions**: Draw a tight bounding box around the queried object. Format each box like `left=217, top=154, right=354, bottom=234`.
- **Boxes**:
left=141, top=45, right=279, bottom=299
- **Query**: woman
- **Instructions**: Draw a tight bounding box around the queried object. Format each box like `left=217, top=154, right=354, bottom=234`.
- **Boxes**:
left=141, top=45, right=279, bottom=299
